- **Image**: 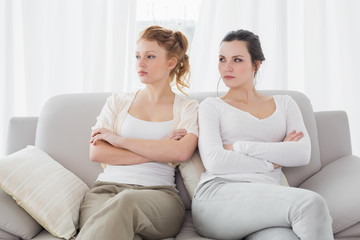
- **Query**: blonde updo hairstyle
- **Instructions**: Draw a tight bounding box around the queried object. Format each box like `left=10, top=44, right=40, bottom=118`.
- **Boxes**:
left=138, top=25, right=190, bottom=94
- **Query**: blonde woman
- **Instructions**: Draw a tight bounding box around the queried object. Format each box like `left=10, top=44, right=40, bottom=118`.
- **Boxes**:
left=77, top=26, right=198, bottom=240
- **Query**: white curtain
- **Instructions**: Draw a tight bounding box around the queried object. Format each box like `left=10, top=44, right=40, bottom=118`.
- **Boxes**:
left=0, top=0, right=137, bottom=156
left=1, top=0, right=359, bottom=156
left=190, top=0, right=360, bottom=155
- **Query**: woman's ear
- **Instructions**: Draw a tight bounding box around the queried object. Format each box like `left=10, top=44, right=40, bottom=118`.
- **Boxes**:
left=253, top=60, right=261, bottom=72
left=168, top=57, right=178, bottom=71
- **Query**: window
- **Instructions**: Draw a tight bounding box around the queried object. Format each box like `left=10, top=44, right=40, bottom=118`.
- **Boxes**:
left=136, top=0, right=201, bottom=51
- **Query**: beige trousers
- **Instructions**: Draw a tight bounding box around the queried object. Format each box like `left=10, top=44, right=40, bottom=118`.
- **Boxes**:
left=77, top=181, right=185, bottom=240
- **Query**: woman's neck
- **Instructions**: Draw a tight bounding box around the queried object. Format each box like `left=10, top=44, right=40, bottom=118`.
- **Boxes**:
left=223, top=85, right=259, bottom=104
left=141, top=82, right=174, bottom=104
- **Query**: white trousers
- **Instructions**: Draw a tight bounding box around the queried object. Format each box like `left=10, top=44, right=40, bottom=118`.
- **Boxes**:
left=192, top=178, right=334, bottom=240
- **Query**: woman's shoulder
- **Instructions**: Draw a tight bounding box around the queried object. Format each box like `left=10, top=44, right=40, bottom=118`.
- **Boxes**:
left=198, top=97, right=223, bottom=113
left=273, top=94, right=296, bottom=104
left=108, top=91, right=136, bottom=102
left=175, top=93, right=199, bottom=108
left=199, top=97, right=223, bottom=107
left=273, top=95, right=300, bottom=112
left=199, top=97, right=221, bottom=105
left=103, top=92, right=137, bottom=109
left=111, top=91, right=136, bottom=99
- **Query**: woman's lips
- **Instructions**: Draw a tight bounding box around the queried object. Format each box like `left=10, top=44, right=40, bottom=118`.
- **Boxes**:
left=223, top=75, right=235, bottom=80
left=138, top=71, right=148, bottom=76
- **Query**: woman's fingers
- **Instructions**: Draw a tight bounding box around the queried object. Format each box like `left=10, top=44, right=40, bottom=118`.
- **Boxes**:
left=291, top=132, right=304, bottom=142
left=167, top=129, right=187, bottom=140
left=89, top=134, right=101, bottom=144
left=91, top=128, right=104, bottom=137
left=272, top=163, right=281, bottom=169
left=223, top=144, right=233, bottom=151
left=283, top=130, right=296, bottom=141
left=90, top=128, right=108, bottom=144
left=284, top=130, right=303, bottom=142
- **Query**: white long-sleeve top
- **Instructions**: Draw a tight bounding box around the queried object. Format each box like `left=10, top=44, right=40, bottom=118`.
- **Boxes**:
left=198, top=95, right=311, bottom=185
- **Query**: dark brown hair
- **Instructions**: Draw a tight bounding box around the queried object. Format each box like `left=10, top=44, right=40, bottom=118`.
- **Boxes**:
left=221, top=29, right=265, bottom=74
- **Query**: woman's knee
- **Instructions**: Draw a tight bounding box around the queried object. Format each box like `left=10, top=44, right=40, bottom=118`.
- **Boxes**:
left=107, top=189, right=139, bottom=210
left=306, top=191, right=329, bottom=211
left=296, top=190, right=332, bottom=223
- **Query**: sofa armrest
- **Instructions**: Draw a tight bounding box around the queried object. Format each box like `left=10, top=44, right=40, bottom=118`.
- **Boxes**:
left=315, top=111, right=352, bottom=167
left=5, top=117, right=38, bottom=155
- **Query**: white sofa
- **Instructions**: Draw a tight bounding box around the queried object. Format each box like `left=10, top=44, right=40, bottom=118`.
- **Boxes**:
left=1, top=90, right=360, bottom=240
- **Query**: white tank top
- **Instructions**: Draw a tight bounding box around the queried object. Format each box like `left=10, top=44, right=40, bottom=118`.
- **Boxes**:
left=96, top=113, right=175, bottom=187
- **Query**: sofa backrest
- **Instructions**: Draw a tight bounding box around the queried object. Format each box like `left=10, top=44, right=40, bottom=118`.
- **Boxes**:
left=35, top=93, right=109, bottom=187
left=34, top=90, right=321, bottom=190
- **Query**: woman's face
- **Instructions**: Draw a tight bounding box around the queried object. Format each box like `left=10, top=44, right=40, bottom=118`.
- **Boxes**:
left=136, top=39, right=175, bottom=85
left=218, top=40, right=256, bottom=89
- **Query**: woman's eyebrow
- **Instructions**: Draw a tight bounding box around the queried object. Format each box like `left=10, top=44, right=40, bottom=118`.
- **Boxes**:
left=135, top=51, right=157, bottom=54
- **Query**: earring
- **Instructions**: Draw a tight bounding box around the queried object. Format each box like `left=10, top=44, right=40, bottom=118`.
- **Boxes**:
left=216, top=76, right=222, bottom=97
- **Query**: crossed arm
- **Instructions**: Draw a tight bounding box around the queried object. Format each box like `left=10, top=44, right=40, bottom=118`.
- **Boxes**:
left=224, top=130, right=305, bottom=169
left=89, top=128, right=198, bottom=165
left=198, top=98, right=310, bottom=174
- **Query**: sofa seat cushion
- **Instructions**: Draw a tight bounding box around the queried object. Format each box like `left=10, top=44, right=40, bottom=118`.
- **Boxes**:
left=0, top=146, right=89, bottom=239
left=0, top=228, right=20, bottom=240
left=335, top=222, right=360, bottom=238
left=299, top=155, right=360, bottom=234
left=0, top=188, right=43, bottom=239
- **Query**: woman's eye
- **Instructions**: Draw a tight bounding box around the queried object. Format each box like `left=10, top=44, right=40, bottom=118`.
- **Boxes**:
left=136, top=55, right=141, bottom=60
left=219, top=57, right=225, bottom=62
left=234, top=58, right=242, bottom=62
left=147, top=55, right=155, bottom=59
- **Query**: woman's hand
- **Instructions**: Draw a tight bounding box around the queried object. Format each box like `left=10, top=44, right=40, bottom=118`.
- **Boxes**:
left=223, top=144, right=234, bottom=151
left=165, top=129, right=187, bottom=140
left=272, top=163, right=281, bottom=169
left=283, top=130, right=304, bottom=142
left=90, top=128, right=122, bottom=148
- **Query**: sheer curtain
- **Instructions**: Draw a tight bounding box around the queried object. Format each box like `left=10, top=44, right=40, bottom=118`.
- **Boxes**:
left=1, top=0, right=359, bottom=156
left=0, top=0, right=137, bottom=156
left=190, top=0, right=360, bottom=155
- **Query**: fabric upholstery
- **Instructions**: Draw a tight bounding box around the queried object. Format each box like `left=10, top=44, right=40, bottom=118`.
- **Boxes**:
left=0, top=187, right=42, bottom=239
left=300, top=155, right=360, bottom=234
left=335, top=223, right=360, bottom=238
left=315, top=111, right=352, bottom=167
left=5, top=117, right=38, bottom=155
left=34, top=93, right=109, bottom=187
left=175, top=168, right=192, bottom=210
left=0, top=229, right=19, bottom=240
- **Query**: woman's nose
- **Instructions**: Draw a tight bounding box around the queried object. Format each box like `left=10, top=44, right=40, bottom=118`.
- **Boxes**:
left=137, top=58, right=145, bottom=67
left=224, top=62, right=233, bottom=71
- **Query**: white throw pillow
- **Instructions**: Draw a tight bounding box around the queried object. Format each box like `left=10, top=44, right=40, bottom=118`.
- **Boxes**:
left=0, top=146, right=89, bottom=239
left=179, top=149, right=205, bottom=198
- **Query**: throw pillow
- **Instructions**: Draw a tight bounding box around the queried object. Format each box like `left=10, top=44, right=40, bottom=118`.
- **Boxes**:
left=0, top=146, right=89, bottom=239
left=179, top=149, right=205, bottom=198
